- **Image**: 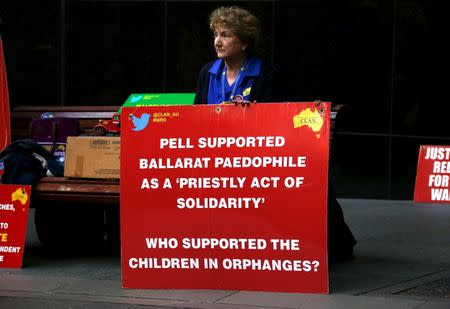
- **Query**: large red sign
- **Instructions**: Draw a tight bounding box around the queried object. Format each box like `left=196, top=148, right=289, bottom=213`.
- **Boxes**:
left=0, top=184, right=31, bottom=268
left=0, top=36, right=11, bottom=153
left=120, top=102, right=330, bottom=293
left=414, top=145, right=450, bottom=203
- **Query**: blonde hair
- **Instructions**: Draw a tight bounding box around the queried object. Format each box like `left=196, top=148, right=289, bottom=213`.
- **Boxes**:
left=209, top=6, right=261, bottom=50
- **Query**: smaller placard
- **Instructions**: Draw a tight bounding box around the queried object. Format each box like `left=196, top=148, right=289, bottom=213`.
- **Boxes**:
left=120, top=93, right=195, bottom=113
left=1, top=36, right=11, bottom=152
left=414, top=145, right=450, bottom=203
left=0, top=184, right=31, bottom=268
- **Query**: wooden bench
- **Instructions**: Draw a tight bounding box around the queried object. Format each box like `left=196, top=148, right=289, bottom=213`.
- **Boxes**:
left=10, top=103, right=340, bottom=251
left=11, top=106, right=121, bottom=251
left=11, top=105, right=121, bottom=205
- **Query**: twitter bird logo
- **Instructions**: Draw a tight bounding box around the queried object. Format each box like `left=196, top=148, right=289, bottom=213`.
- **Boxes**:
left=130, top=95, right=143, bottom=103
left=131, top=113, right=151, bottom=131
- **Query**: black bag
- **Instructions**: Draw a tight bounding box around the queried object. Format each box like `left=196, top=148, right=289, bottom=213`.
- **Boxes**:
left=0, top=139, right=63, bottom=185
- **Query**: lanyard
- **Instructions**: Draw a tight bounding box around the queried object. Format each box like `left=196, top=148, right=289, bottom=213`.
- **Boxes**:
left=221, top=65, right=245, bottom=102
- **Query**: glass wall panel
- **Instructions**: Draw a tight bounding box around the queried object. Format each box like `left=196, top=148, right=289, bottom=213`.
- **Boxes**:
left=0, top=0, right=60, bottom=107
left=392, top=0, right=450, bottom=137
left=331, top=134, right=390, bottom=198
left=274, top=1, right=394, bottom=134
left=65, top=1, right=164, bottom=105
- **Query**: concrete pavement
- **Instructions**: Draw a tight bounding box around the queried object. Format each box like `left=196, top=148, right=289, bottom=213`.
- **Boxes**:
left=0, top=199, right=449, bottom=308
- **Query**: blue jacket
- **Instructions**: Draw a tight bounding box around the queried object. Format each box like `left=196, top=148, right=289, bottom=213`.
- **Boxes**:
left=194, top=57, right=282, bottom=104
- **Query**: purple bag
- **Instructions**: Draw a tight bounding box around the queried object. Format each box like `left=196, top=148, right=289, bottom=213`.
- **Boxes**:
left=31, top=117, right=80, bottom=162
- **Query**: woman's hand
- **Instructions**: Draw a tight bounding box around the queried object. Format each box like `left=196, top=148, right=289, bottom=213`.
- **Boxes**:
left=221, top=95, right=256, bottom=106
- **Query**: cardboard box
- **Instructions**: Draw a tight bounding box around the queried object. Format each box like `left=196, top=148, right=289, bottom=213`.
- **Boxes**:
left=64, top=136, right=120, bottom=179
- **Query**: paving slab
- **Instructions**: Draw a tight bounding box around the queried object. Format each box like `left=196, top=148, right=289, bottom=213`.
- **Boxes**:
left=1, top=200, right=449, bottom=308
left=218, top=291, right=426, bottom=309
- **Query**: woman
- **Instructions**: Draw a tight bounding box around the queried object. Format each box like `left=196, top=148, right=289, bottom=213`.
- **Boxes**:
left=194, top=6, right=280, bottom=104
left=194, top=6, right=356, bottom=261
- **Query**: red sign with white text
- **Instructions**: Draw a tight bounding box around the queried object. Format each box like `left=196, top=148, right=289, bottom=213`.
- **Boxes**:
left=0, top=36, right=11, bottom=153
left=120, top=103, right=330, bottom=293
left=0, top=184, right=31, bottom=268
left=414, top=145, right=450, bottom=203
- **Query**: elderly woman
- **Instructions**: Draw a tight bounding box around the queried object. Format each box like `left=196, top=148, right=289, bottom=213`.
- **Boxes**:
left=194, top=6, right=356, bottom=262
left=194, top=6, right=280, bottom=104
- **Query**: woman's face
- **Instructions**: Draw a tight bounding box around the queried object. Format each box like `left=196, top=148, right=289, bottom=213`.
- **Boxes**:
left=213, top=25, right=247, bottom=61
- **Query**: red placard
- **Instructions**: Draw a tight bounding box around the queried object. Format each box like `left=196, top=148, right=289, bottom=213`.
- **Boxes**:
left=120, top=102, right=330, bottom=293
left=0, top=36, right=11, bottom=153
left=0, top=184, right=31, bottom=268
left=414, top=145, right=450, bottom=203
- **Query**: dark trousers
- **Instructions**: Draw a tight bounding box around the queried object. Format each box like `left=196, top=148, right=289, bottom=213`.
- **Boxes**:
left=327, top=183, right=357, bottom=261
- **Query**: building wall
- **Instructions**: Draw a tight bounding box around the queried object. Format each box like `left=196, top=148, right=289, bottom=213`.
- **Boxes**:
left=1, top=0, right=448, bottom=199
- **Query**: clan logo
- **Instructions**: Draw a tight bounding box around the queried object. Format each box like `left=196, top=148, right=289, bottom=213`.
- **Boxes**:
left=11, top=188, right=28, bottom=205
left=293, top=108, right=324, bottom=138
